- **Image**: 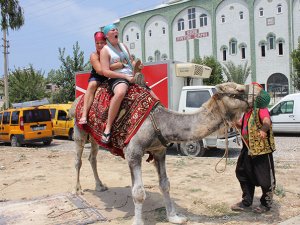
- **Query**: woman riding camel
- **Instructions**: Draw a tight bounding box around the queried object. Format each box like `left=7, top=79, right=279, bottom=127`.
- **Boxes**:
left=79, top=31, right=123, bottom=124
left=100, top=24, right=136, bottom=143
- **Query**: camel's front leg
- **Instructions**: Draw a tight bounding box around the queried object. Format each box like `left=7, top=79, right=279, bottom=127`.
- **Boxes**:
left=74, top=127, right=87, bottom=195
left=89, top=138, right=107, bottom=192
left=153, top=151, right=187, bottom=224
left=127, top=152, right=146, bottom=225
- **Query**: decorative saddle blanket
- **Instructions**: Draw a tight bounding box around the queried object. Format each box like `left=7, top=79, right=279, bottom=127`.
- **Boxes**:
left=76, top=83, right=159, bottom=158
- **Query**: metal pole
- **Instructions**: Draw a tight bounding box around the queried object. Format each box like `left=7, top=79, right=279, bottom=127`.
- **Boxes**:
left=3, top=29, right=9, bottom=109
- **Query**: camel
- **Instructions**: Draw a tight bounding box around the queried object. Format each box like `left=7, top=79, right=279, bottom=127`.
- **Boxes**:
left=69, top=82, right=262, bottom=225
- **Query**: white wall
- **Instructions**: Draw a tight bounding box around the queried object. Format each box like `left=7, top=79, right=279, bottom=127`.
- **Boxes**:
left=216, top=0, right=250, bottom=66
left=254, top=0, right=290, bottom=85
left=145, top=15, right=169, bottom=62
left=172, top=6, right=212, bottom=62
left=123, top=22, right=142, bottom=60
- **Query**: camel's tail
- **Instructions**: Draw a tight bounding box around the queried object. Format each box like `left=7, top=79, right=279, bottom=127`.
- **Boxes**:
left=69, top=95, right=82, bottom=118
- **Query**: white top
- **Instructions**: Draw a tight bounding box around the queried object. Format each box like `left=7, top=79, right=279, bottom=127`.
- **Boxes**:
left=104, top=43, right=132, bottom=75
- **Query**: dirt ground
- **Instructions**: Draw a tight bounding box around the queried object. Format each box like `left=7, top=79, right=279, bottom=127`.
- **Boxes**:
left=0, top=138, right=300, bottom=225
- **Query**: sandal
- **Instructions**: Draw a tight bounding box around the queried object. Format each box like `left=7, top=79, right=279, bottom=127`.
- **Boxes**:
left=133, top=60, right=147, bottom=88
left=253, top=204, right=270, bottom=213
left=101, top=132, right=111, bottom=144
left=134, top=59, right=142, bottom=74
left=231, top=202, right=251, bottom=212
left=78, top=117, right=87, bottom=125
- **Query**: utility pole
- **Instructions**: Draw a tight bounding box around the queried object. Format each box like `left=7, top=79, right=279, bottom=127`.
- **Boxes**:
left=2, top=29, right=9, bottom=109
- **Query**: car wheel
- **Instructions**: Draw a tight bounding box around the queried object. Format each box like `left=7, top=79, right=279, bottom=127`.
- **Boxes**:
left=43, top=140, right=52, bottom=146
left=11, top=136, right=21, bottom=147
left=68, top=129, right=74, bottom=141
left=179, top=140, right=206, bottom=157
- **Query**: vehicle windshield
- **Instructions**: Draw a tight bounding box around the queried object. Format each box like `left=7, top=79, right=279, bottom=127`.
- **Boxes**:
left=23, top=109, right=51, bottom=123
left=186, top=90, right=211, bottom=108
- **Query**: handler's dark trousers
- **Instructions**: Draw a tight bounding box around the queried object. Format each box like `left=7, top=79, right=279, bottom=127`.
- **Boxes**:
left=235, top=145, right=276, bottom=208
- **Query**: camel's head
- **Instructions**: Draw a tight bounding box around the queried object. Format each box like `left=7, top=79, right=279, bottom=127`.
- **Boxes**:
left=214, top=82, right=264, bottom=120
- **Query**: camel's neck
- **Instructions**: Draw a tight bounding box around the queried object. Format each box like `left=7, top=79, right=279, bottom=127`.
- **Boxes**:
left=154, top=102, right=224, bottom=143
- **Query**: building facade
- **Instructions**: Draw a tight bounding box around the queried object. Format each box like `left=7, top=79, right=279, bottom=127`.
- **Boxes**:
left=112, top=0, right=300, bottom=96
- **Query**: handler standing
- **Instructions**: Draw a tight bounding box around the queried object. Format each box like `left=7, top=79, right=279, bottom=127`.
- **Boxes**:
left=231, top=82, right=276, bottom=213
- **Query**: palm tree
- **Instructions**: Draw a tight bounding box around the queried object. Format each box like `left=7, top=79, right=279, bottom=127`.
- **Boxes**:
left=222, top=61, right=251, bottom=84
left=1, top=0, right=25, bottom=108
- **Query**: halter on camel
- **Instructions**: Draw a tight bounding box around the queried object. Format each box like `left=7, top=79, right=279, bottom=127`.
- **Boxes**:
left=212, top=84, right=270, bottom=172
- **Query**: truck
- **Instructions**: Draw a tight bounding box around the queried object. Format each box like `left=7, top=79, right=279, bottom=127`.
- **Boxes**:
left=75, top=60, right=241, bottom=156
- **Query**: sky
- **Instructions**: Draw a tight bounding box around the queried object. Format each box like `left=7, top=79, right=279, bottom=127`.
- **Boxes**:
left=1, top=0, right=167, bottom=76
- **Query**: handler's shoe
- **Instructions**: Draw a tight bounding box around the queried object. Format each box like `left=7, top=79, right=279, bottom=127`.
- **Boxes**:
left=231, top=202, right=251, bottom=212
left=253, top=204, right=270, bottom=213
left=134, top=60, right=147, bottom=88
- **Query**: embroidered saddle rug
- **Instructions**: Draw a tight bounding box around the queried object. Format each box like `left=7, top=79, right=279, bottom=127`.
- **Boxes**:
left=76, top=83, right=159, bottom=158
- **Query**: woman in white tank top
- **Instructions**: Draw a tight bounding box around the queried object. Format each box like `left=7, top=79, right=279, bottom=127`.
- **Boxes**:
left=100, top=24, right=136, bottom=144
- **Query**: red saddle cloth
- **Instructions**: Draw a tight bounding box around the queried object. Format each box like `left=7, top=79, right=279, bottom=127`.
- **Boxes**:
left=76, top=83, right=159, bottom=158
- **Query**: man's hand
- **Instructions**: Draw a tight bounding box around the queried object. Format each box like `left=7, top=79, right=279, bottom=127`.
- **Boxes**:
left=258, top=130, right=267, bottom=139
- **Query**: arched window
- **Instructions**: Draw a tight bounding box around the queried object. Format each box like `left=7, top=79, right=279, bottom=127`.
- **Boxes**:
left=229, top=38, right=237, bottom=55
left=200, top=14, right=207, bottom=27
left=259, top=7, right=264, bottom=17
left=162, top=27, right=166, bottom=34
left=161, top=54, right=168, bottom=60
left=239, top=11, right=244, bottom=19
left=221, top=15, right=225, bottom=23
left=188, top=8, right=196, bottom=29
left=239, top=43, right=247, bottom=59
left=267, top=33, right=276, bottom=50
left=259, top=40, right=267, bottom=57
left=220, top=45, right=228, bottom=61
left=278, top=41, right=283, bottom=55
left=177, top=18, right=184, bottom=31
left=126, top=35, right=129, bottom=42
left=136, top=33, right=139, bottom=40
left=149, top=30, right=152, bottom=37
left=148, top=56, right=153, bottom=62
left=267, top=73, right=289, bottom=97
left=277, top=4, right=282, bottom=14
left=154, top=50, right=161, bottom=62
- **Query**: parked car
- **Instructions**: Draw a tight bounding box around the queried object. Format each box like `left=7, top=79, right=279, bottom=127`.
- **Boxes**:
left=269, top=93, right=300, bottom=133
left=0, top=106, right=53, bottom=147
left=43, top=103, right=74, bottom=140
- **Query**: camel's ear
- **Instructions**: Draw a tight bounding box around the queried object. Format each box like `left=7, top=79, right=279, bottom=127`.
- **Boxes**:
left=215, top=84, right=222, bottom=91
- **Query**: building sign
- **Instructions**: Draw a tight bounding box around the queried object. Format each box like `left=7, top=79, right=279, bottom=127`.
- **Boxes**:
left=266, top=17, right=275, bottom=26
left=176, top=29, right=209, bottom=42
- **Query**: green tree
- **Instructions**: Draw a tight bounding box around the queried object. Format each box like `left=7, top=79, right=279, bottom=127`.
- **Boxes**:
left=1, top=0, right=25, bottom=108
left=291, top=42, right=300, bottom=91
left=48, top=42, right=89, bottom=103
left=222, top=61, right=251, bottom=84
left=0, top=0, right=24, bottom=31
left=8, top=65, right=49, bottom=103
left=192, top=56, right=224, bottom=85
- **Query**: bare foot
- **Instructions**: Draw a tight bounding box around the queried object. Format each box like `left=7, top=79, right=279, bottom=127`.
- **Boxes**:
left=78, top=117, right=87, bottom=125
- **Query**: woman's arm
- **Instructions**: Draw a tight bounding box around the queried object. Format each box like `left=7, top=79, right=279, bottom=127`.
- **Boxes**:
left=100, top=47, right=134, bottom=82
left=90, top=52, right=122, bottom=74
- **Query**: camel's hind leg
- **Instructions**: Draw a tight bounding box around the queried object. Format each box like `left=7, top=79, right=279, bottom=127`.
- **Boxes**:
left=126, top=148, right=146, bottom=225
left=89, top=138, right=107, bottom=192
left=153, top=150, right=187, bottom=224
left=74, top=126, right=88, bottom=195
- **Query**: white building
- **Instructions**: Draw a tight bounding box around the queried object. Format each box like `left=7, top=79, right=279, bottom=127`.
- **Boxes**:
left=111, top=0, right=300, bottom=96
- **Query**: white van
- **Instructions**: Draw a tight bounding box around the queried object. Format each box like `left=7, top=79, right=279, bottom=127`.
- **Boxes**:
left=269, top=93, right=300, bottom=133
left=177, top=85, right=241, bottom=157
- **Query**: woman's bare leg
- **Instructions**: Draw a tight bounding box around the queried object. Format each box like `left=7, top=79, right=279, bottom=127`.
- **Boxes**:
left=102, top=83, right=128, bottom=142
left=79, top=81, right=99, bottom=124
